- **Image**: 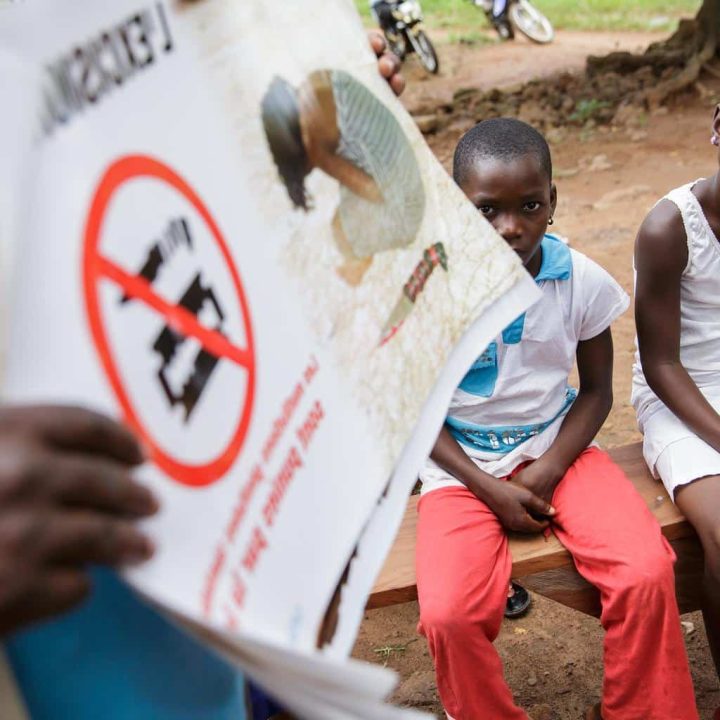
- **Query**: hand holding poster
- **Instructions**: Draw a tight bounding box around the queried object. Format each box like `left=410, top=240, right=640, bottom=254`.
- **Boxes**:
left=0, top=0, right=539, bottom=717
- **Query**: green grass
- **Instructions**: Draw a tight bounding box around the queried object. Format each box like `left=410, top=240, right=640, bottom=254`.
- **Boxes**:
left=355, top=0, right=699, bottom=34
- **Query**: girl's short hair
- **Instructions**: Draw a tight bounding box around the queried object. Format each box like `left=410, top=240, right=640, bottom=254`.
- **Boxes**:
left=261, top=76, right=311, bottom=210
left=453, top=117, right=552, bottom=186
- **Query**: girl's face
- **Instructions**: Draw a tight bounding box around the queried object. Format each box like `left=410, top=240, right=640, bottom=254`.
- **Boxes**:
left=460, top=154, right=557, bottom=278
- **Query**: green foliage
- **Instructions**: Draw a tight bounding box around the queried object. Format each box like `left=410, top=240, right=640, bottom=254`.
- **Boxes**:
left=568, top=98, right=610, bottom=123
left=354, top=0, right=698, bottom=33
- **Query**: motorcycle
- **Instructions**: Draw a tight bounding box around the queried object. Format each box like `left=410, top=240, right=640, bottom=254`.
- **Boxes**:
left=380, top=0, right=439, bottom=75
left=470, top=0, right=554, bottom=44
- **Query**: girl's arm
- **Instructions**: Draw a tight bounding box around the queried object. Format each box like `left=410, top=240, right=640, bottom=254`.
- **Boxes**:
left=315, top=154, right=382, bottom=203
left=635, top=200, right=720, bottom=451
left=299, top=71, right=382, bottom=203
left=430, top=426, right=554, bottom=533
left=512, top=327, right=614, bottom=502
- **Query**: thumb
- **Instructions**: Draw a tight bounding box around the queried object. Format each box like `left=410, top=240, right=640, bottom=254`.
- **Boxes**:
left=524, top=490, right=556, bottom=517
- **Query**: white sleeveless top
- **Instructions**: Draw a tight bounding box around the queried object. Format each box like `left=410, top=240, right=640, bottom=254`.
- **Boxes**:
left=632, top=180, right=720, bottom=429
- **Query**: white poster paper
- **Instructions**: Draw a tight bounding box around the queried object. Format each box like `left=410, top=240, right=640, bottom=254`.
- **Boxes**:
left=0, top=0, right=539, bottom=715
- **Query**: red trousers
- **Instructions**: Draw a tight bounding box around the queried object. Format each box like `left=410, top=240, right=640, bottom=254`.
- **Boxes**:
left=416, top=448, right=698, bottom=720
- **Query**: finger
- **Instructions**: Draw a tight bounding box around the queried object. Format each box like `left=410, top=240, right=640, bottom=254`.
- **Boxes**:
left=377, top=52, right=401, bottom=80
left=389, top=71, right=406, bottom=97
left=516, top=514, right=550, bottom=534
left=51, top=453, right=159, bottom=517
left=524, top=491, right=556, bottom=517
left=4, top=405, right=144, bottom=465
left=43, top=513, right=154, bottom=567
left=368, top=29, right=386, bottom=57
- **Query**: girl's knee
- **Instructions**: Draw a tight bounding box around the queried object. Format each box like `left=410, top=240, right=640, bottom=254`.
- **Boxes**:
left=419, top=597, right=500, bottom=644
left=615, top=545, right=676, bottom=595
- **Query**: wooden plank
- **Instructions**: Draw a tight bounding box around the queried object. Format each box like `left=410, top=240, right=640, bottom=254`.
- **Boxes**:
left=516, top=535, right=704, bottom=617
left=367, top=442, right=702, bottom=612
left=518, top=566, right=601, bottom=617
left=366, top=495, right=419, bottom=609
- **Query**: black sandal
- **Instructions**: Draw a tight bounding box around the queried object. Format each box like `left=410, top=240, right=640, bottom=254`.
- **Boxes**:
left=504, top=581, right=531, bottom=618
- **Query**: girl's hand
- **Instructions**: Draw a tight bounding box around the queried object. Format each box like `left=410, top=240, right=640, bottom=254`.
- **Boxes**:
left=512, top=459, right=564, bottom=507
left=484, top=480, right=555, bottom=534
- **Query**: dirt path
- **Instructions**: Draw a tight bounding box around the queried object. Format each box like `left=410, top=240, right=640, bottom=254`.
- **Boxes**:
left=401, top=30, right=666, bottom=114
left=353, top=33, right=720, bottom=720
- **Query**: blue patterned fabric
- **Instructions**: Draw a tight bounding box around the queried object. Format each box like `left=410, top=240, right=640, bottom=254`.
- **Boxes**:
left=447, top=387, right=578, bottom=454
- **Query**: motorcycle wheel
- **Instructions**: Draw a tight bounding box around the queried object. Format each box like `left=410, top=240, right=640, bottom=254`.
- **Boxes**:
left=407, top=29, right=439, bottom=74
left=508, top=0, right=554, bottom=44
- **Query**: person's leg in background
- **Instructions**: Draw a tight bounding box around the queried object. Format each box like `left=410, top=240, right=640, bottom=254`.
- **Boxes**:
left=416, top=485, right=528, bottom=720
left=371, top=1, right=396, bottom=34
left=673, top=476, right=720, bottom=720
left=490, top=0, right=513, bottom=39
left=551, top=447, right=698, bottom=720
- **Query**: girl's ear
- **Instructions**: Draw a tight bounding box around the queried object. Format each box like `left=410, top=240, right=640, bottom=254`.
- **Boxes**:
left=549, top=183, right=558, bottom=217
left=712, top=104, right=720, bottom=138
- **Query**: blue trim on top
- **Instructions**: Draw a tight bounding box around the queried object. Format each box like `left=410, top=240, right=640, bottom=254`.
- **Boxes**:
left=496, top=235, right=571, bottom=346
left=536, top=234, right=572, bottom=282
left=501, top=314, right=525, bottom=344
left=447, top=387, right=578, bottom=454
left=458, top=342, right=499, bottom=397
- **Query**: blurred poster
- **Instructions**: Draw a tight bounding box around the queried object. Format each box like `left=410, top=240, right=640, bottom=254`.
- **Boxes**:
left=0, top=0, right=539, bottom=716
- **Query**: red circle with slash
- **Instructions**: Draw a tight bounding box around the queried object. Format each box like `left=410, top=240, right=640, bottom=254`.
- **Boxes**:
left=83, top=155, right=255, bottom=487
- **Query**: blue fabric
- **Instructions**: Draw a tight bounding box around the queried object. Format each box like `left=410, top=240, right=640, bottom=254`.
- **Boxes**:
left=447, top=387, right=578, bottom=454
left=536, top=234, right=571, bottom=282
left=501, top=235, right=571, bottom=343
left=5, top=569, right=247, bottom=720
left=458, top=342, right=498, bottom=397
left=501, top=315, right=526, bottom=344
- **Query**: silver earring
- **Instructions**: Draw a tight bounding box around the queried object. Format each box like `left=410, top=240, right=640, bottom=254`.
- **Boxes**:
left=712, top=134, right=719, bottom=146
left=548, top=217, right=554, bottom=225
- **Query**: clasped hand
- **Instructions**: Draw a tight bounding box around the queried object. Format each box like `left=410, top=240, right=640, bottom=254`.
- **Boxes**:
left=487, top=460, right=563, bottom=534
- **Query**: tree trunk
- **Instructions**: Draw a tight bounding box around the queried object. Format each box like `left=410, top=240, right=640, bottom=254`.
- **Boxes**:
left=695, top=0, right=720, bottom=45
left=586, top=0, right=720, bottom=108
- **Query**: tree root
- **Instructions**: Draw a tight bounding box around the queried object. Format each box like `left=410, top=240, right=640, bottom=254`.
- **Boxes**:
left=434, top=8, right=720, bottom=135
left=702, top=61, right=720, bottom=80
left=641, top=34, right=718, bottom=109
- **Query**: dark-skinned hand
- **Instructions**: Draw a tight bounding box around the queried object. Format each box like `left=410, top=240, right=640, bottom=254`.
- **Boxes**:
left=368, top=30, right=405, bottom=97
left=511, top=458, right=564, bottom=508
left=484, top=477, right=556, bottom=534
left=0, top=405, right=158, bottom=636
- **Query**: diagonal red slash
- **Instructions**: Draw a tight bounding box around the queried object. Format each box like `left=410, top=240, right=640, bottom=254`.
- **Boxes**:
left=96, top=255, right=252, bottom=368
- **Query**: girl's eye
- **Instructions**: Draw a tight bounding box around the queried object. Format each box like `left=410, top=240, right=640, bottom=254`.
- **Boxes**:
left=478, top=205, right=493, bottom=216
left=524, top=201, right=541, bottom=211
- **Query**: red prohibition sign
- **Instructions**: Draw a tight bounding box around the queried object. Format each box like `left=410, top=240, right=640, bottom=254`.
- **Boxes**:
left=83, top=155, right=256, bottom=487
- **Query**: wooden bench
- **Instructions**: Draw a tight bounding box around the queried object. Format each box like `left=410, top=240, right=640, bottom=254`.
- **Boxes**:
left=368, top=442, right=704, bottom=617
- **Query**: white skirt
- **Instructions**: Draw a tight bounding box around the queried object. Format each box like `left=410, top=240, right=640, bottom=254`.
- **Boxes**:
left=641, top=391, right=720, bottom=498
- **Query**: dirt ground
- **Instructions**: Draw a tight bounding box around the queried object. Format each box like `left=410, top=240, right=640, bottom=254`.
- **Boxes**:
left=352, top=30, right=720, bottom=720
left=400, top=29, right=668, bottom=116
